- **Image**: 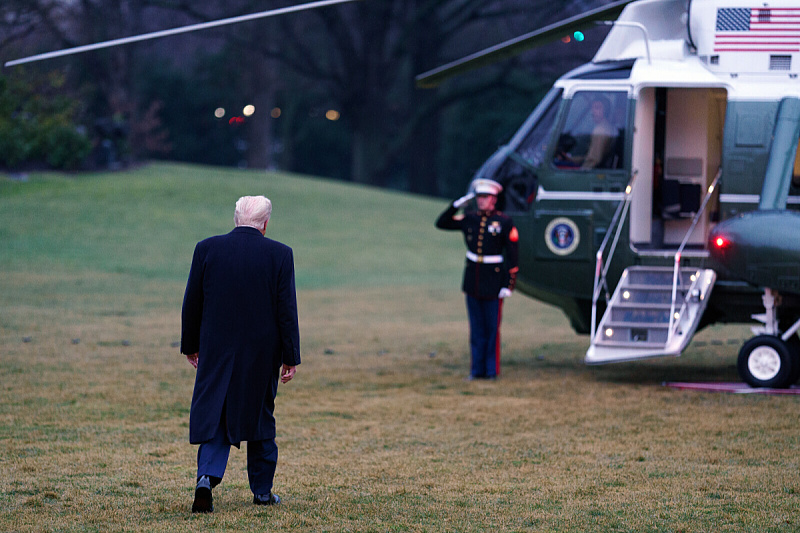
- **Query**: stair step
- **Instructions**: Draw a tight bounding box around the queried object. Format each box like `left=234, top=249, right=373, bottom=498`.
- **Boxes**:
left=594, top=341, right=668, bottom=349
left=623, top=279, right=696, bottom=290
left=616, top=289, right=686, bottom=305
left=610, top=308, right=671, bottom=323
left=625, top=283, right=684, bottom=289
left=623, top=282, right=674, bottom=290
left=604, top=320, right=670, bottom=329
left=613, top=302, right=674, bottom=309
left=626, top=273, right=694, bottom=285
left=598, top=325, right=669, bottom=344
left=624, top=268, right=699, bottom=287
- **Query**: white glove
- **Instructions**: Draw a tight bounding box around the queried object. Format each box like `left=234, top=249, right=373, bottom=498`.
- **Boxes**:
left=453, top=192, right=475, bottom=209
left=498, top=288, right=512, bottom=299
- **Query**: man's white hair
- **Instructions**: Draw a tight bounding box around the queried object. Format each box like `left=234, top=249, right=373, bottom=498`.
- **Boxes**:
left=234, top=196, right=272, bottom=229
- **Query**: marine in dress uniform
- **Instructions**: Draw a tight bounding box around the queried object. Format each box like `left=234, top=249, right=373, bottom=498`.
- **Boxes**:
left=436, top=179, right=519, bottom=379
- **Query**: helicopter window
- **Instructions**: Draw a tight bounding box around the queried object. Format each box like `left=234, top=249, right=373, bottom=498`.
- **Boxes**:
left=793, top=138, right=800, bottom=189
left=516, top=89, right=562, bottom=168
left=554, top=91, right=627, bottom=171
left=479, top=89, right=562, bottom=213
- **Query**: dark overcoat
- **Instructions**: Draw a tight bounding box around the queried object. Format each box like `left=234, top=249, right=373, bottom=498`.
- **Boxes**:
left=181, top=226, right=301, bottom=445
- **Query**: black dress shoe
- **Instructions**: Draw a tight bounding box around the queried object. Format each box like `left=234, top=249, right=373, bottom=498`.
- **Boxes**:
left=253, top=492, right=281, bottom=506
left=192, top=486, right=213, bottom=513
left=192, top=476, right=214, bottom=513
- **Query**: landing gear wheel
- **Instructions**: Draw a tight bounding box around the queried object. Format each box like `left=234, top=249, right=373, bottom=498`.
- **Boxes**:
left=737, top=335, right=795, bottom=388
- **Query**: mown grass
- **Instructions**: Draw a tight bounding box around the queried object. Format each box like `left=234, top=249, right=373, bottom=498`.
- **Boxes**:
left=1, top=163, right=798, bottom=532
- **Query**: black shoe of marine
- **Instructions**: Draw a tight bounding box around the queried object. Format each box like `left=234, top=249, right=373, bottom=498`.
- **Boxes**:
left=253, top=492, right=281, bottom=506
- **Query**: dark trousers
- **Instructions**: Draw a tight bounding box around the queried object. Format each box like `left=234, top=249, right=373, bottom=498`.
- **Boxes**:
left=197, top=413, right=278, bottom=495
left=466, top=294, right=502, bottom=378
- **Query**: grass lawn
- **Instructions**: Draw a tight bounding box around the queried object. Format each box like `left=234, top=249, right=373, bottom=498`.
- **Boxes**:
left=1, top=162, right=798, bottom=532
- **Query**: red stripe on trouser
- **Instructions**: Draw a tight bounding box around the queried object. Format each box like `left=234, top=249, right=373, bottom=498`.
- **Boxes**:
left=495, top=298, right=504, bottom=375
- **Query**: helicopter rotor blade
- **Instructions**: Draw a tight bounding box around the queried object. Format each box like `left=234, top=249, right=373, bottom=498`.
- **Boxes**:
left=4, top=0, right=362, bottom=68
left=416, top=0, right=635, bottom=88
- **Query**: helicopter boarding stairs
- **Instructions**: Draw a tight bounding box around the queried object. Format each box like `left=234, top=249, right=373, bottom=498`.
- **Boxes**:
left=586, top=266, right=716, bottom=363
left=585, top=171, right=719, bottom=364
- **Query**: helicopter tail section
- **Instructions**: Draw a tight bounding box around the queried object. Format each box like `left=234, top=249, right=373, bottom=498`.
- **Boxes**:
left=585, top=266, right=716, bottom=364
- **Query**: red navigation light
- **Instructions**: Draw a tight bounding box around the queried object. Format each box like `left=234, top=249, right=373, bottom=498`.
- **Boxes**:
left=713, top=235, right=731, bottom=249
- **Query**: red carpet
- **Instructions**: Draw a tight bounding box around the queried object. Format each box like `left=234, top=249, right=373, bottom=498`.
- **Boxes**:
left=663, top=382, right=800, bottom=395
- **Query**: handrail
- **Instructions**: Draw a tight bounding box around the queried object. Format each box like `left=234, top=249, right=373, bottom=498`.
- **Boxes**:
left=601, top=21, right=652, bottom=65
left=591, top=170, right=639, bottom=339
left=667, top=167, right=722, bottom=337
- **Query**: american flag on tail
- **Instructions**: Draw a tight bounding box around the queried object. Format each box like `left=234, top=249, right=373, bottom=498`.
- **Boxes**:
left=715, top=7, right=800, bottom=52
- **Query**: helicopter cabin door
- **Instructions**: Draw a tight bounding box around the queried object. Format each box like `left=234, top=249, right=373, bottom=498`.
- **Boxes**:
left=629, top=87, right=727, bottom=252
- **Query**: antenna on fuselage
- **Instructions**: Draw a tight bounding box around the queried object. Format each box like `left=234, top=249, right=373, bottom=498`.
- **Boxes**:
left=4, top=0, right=362, bottom=68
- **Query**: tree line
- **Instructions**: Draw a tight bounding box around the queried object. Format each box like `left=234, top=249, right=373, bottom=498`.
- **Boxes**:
left=0, top=0, right=608, bottom=197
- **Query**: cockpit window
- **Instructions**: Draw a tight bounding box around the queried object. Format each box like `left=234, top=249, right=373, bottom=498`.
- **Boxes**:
left=515, top=89, right=562, bottom=168
left=553, top=91, right=627, bottom=171
left=791, top=138, right=800, bottom=209
left=475, top=89, right=562, bottom=213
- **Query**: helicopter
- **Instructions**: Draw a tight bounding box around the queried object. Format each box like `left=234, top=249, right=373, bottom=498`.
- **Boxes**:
left=416, top=0, right=800, bottom=388
left=6, top=0, right=800, bottom=388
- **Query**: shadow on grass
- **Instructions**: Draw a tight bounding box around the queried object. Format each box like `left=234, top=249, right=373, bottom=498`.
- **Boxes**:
left=503, top=343, right=740, bottom=387
left=590, top=360, right=740, bottom=386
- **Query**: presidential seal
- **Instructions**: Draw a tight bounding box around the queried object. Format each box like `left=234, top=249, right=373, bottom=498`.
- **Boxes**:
left=544, top=217, right=580, bottom=256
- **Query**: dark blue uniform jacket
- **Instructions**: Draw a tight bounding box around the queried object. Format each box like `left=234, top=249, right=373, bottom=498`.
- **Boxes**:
left=436, top=204, right=519, bottom=300
left=181, top=226, right=301, bottom=445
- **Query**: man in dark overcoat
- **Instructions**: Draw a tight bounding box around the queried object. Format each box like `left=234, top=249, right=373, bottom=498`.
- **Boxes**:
left=436, top=179, right=519, bottom=380
left=181, top=195, right=301, bottom=513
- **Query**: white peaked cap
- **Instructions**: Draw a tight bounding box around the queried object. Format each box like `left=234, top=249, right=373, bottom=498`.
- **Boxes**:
left=472, top=178, right=503, bottom=196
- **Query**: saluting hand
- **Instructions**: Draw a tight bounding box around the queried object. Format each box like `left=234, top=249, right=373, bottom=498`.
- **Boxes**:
left=453, top=192, right=475, bottom=209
